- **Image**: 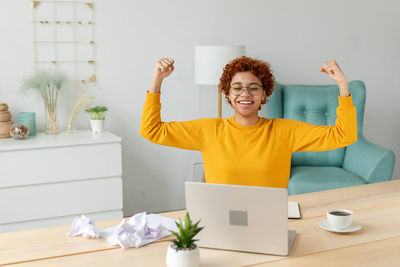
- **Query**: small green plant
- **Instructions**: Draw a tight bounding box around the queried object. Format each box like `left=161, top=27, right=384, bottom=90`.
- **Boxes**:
left=84, top=105, right=108, bottom=120
left=169, top=212, right=204, bottom=251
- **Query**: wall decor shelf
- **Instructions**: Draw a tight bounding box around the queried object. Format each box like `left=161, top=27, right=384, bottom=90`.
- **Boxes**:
left=31, top=0, right=96, bottom=83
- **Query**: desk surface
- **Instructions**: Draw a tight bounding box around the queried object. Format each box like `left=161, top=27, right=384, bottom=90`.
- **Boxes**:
left=1, top=180, right=400, bottom=267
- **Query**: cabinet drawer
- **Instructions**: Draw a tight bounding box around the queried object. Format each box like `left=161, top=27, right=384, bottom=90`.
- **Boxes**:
left=0, top=143, right=122, bottom=187
left=0, top=176, right=122, bottom=224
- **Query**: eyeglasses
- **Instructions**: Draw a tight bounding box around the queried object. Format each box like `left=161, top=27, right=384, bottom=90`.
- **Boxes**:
left=230, top=84, right=263, bottom=96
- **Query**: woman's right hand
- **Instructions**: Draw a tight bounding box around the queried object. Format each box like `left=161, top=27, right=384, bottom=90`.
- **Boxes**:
left=152, top=58, right=175, bottom=81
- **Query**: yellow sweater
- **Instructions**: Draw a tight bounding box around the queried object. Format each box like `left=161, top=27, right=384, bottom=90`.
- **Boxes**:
left=140, top=92, right=357, bottom=188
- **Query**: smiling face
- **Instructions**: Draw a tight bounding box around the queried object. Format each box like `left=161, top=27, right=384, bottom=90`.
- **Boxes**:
left=228, top=71, right=266, bottom=122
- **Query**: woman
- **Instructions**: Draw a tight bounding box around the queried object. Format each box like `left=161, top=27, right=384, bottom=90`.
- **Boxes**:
left=140, top=57, right=357, bottom=188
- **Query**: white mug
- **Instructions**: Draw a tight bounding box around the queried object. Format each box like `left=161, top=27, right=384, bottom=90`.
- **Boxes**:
left=326, top=209, right=353, bottom=229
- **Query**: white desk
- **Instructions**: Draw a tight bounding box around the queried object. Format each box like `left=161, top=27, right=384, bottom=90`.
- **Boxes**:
left=0, top=131, right=123, bottom=233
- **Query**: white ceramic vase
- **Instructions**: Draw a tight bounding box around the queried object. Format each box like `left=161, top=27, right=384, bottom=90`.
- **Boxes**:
left=89, top=119, right=104, bottom=134
left=166, top=244, right=200, bottom=267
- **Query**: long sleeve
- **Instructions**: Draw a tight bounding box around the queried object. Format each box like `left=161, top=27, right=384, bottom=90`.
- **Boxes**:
left=140, top=92, right=222, bottom=151
left=275, top=95, right=357, bottom=152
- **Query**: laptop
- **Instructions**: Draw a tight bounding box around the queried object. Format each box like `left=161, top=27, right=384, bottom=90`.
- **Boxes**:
left=185, top=182, right=296, bottom=256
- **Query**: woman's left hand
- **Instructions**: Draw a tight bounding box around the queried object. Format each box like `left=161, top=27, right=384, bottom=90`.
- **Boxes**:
left=320, top=60, right=347, bottom=84
left=321, top=60, right=349, bottom=97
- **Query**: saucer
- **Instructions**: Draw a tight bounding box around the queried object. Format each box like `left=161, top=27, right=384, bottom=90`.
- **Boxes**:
left=319, top=220, right=362, bottom=233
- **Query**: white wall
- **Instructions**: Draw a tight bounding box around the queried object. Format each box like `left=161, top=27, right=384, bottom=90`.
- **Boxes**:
left=1, top=0, right=399, bottom=217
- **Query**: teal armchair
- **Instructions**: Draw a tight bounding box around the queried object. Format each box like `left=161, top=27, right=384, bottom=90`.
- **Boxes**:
left=266, top=80, right=395, bottom=195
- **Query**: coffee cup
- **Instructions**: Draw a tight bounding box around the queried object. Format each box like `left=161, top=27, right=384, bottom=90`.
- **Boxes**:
left=326, top=209, right=353, bottom=229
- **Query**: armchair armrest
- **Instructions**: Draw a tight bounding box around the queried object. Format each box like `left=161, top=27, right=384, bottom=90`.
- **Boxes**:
left=343, top=137, right=395, bottom=183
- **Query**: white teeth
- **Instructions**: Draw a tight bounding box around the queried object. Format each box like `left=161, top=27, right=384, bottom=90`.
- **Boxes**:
left=238, top=101, right=252, bottom=104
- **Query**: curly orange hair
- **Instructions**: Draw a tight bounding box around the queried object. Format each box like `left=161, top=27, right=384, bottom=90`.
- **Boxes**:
left=219, top=56, right=275, bottom=106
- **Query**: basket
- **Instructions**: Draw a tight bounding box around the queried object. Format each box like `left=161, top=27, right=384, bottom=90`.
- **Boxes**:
left=0, top=103, right=8, bottom=111
left=0, top=122, right=12, bottom=138
left=0, top=111, right=11, bottom=122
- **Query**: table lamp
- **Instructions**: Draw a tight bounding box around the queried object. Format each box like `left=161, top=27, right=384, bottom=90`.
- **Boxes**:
left=194, top=45, right=245, bottom=117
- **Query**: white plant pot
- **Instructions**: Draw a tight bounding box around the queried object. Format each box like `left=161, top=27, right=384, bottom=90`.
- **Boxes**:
left=166, top=244, right=200, bottom=267
left=90, top=119, right=105, bottom=134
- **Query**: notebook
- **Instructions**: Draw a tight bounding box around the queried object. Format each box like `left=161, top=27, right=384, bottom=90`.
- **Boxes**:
left=288, top=201, right=301, bottom=219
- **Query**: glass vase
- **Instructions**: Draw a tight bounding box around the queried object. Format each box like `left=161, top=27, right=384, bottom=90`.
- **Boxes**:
left=66, top=121, right=78, bottom=133
left=45, top=106, right=58, bottom=134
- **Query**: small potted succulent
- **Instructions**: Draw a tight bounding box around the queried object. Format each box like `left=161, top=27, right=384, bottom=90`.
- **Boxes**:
left=84, top=105, right=108, bottom=134
left=166, top=212, right=204, bottom=267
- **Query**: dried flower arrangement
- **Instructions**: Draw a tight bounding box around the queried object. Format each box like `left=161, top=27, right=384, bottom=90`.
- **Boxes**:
left=21, top=70, right=68, bottom=134
left=66, top=92, right=95, bottom=132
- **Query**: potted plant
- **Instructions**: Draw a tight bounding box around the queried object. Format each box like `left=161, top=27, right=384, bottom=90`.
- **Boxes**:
left=84, top=105, right=107, bottom=134
left=166, top=212, right=204, bottom=267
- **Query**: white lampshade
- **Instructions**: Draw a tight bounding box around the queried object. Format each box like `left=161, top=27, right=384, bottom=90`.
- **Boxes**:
left=194, top=45, right=245, bottom=85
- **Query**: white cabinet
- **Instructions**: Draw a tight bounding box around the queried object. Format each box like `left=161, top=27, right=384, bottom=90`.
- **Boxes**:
left=0, top=131, right=123, bottom=233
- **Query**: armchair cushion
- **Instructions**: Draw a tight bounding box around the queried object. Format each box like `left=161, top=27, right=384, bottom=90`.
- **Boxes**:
left=288, top=166, right=366, bottom=195
left=343, top=137, right=395, bottom=183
